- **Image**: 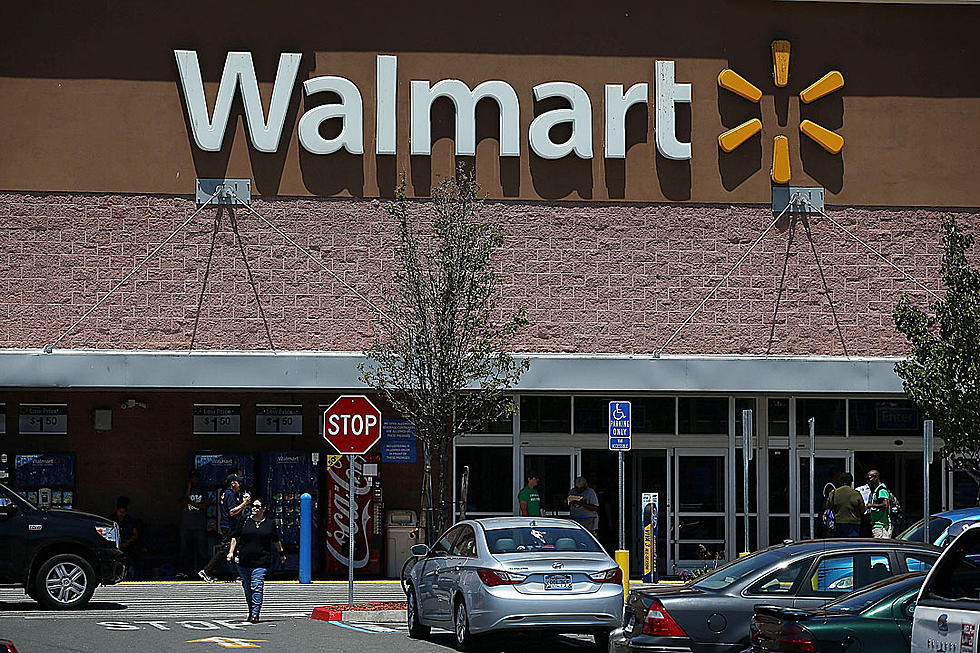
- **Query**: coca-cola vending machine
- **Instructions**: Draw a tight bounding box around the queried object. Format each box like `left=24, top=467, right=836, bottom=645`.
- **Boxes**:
left=324, top=454, right=382, bottom=576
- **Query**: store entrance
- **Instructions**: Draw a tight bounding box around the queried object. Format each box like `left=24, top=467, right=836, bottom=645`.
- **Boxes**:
left=853, top=452, right=943, bottom=532
left=798, top=451, right=851, bottom=539
left=521, top=448, right=578, bottom=517
left=673, top=449, right=728, bottom=571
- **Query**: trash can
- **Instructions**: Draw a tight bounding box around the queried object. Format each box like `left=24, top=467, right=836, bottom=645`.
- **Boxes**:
left=385, top=509, right=418, bottom=579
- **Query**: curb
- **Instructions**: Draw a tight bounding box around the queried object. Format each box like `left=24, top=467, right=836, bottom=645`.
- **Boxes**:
left=310, top=607, right=406, bottom=623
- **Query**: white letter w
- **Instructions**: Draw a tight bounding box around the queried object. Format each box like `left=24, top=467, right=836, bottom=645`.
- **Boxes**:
left=175, top=50, right=301, bottom=153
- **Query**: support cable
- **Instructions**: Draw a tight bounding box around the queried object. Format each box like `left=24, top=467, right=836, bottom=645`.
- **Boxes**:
left=43, top=191, right=221, bottom=353
left=227, top=190, right=408, bottom=334
left=655, top=193, right=799, bottom=356
left=802, top=197, right=943, bottom=302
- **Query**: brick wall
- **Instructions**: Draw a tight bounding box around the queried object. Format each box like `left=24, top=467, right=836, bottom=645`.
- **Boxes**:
left=0, top=191, right=971, bottom=356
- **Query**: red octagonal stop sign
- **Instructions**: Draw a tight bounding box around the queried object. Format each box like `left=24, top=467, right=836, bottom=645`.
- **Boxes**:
left=322, top=395, right=382, bottom=455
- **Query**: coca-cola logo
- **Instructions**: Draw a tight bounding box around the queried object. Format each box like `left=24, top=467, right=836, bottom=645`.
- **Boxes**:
left=325, top=455, right=372, bottom=568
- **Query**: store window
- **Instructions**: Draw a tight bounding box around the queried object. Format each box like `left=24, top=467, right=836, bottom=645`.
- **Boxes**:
left=735, top=398, right=757, bottom=436
left=768, top=398, right=789, bottom=437
left=468, top=414, right=513, bottom=434
left=574, top=397, right=674, bottom=434
left=678, top=397, right=728, bottom=434
left=455, top=447, right=513, bottom=514
left=849, top=399, right=922, bottom=437
left=520, top=396, right=571, bottom=433
left=795, top=398, right=845, bottom=436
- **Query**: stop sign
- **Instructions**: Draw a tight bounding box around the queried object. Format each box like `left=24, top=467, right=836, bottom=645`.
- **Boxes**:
left=322, top=395, right=382, bottom=455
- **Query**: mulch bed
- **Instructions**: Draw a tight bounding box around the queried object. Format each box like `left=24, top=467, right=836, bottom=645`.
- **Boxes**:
left=316, top=601, right=407, bottom=611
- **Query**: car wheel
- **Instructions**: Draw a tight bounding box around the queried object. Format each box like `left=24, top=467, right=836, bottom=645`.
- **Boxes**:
left=406, top=587, right=430, bottom=639
left=593, top=629, right=611, bottom=650
left=34, top=554, right=96, bottom=610
left=453, top=599, right=477, bottom=652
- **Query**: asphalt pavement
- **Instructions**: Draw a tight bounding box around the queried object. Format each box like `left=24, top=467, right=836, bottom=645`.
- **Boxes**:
left=0, top=582, right=602, bottom=652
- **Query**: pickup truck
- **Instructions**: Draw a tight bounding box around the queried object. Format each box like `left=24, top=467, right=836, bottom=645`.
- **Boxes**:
left=0, top=482, right=127, bottom=608
left=911, top=521, right=980, bottom=652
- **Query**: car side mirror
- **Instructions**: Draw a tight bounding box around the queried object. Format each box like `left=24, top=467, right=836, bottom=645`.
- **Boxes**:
left=411, top=544, right=429, bottom=557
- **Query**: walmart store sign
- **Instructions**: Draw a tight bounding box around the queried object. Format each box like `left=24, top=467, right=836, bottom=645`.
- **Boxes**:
left=175, top=51, right=693, bottom=162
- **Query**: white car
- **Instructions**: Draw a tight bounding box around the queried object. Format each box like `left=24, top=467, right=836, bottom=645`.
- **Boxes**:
left=911, top=521, right=980, bottom=652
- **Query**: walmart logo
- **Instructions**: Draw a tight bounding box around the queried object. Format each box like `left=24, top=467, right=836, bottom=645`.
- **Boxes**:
left=717, top=40, right=843, bottom=184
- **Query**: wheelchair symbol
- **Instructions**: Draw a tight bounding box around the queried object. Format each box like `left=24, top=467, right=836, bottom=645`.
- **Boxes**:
left=612, top=404, right=627, bottom=421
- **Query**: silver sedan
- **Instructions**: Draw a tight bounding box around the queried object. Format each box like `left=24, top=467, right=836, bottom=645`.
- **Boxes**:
left=404, top=517, right=624, bottom=651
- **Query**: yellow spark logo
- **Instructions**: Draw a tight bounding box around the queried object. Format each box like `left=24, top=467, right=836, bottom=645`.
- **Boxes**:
left=717, top=41, right=844, bottom=184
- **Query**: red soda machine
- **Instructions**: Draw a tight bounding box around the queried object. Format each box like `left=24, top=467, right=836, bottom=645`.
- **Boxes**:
left=324, top=454, right=383, bottom=576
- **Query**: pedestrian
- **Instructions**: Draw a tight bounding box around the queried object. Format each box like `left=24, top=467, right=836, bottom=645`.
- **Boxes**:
left=109, top=496, right=140, bottom=578
left=199, top=474, right=251, bottom=583
left=567, top=476, right=599, bottom=535
left=179, top=470, right=208, bottom=578
left=518, top=471, right=541, bottom=516
left=826, top=472, right=865, bottom=538
left=226, top=497, right=285, bottom=623
left=867, top=469, right=893, bottom=538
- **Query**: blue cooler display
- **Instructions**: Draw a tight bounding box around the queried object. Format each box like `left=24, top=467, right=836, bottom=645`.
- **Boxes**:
left=193, top=453, right=255, bottom=535
left=12, top=453, right=76, bottom=509
left=260, top=451, right=319, bottom=572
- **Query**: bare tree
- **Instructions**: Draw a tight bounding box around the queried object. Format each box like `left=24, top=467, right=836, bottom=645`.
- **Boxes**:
left=360, top=169, right=528, bottom=535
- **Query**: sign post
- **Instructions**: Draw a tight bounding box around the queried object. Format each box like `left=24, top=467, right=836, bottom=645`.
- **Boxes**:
left=809, top=417, right=816, bottom=540
left=924, top=419, right=934, bottom=544
left=609, top=401, right=631, bottom=594
left=742, top=409, right=753, bottom=555
left=322, top=395, right=383, bottom=608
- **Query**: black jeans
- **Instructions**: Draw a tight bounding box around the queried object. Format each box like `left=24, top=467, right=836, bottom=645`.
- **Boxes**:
left=202, top=530, right=233, bottom=576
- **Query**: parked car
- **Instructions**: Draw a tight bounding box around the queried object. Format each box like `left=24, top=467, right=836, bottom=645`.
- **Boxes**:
left=0, top=482, right=126, bottom=609
left=898, top=506, right=980, bottom=547
left=403, top=517, right=623, bottom=651
left=750, top=572, right=926, bottom=652
left=911, top=522, right=980, bottom=653
left=610, top=538, right=941, bottom=653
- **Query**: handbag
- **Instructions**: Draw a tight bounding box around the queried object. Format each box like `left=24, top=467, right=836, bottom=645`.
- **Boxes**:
left=822, top=489, right=836, bottom=531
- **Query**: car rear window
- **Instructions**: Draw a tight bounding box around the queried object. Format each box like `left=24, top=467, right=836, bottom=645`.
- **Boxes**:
left=485, top=527, right=601, bottom=554
left=899, top=517, right=952, bottom=544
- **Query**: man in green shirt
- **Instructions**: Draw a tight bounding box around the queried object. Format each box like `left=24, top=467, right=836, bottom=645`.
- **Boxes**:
left=867, top=469, right=892, bottom=538
left=827, top=472, right=865, bottom=538
left=518, top=472, right=541, bottom=516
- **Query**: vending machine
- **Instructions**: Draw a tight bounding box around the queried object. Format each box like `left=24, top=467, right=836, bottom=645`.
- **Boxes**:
left=260, top=451, right=319, bottom=572
left=324, top=454, right=383, bottom=576
left=192, top=453, right=255, bottom=535
left=12, top=453, right=76, bottom=509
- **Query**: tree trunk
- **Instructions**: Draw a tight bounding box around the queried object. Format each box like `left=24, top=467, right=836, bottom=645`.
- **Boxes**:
left=436, top=440, right=451, bottom=534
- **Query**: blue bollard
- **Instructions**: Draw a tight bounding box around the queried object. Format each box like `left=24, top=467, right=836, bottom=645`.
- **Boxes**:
left=299, top=493, right=312, bottom=584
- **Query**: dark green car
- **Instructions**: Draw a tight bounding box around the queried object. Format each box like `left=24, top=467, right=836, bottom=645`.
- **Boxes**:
left=750, top=572, right=925, bottom=652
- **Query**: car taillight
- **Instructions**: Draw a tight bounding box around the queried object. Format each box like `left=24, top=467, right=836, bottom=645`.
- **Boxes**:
left=772, top=622, right=817, bottom=652
left=0, top=641, right=19, bottom=653
left=588, top=568, right=623, bottom=584
left=476, top=568, right=527, bottom=586
left=641, top=599, right=688, bottom=637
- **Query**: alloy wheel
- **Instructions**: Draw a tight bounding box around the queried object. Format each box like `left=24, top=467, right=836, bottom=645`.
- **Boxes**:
left=44, top=562, right=88, bottom=605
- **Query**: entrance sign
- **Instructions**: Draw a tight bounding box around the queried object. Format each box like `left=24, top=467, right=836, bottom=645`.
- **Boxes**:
left=642, top=492, right=659, bottom=583
left=608, top=401, right=632, bottom=451
left=322, top=395, right=382, bottom=455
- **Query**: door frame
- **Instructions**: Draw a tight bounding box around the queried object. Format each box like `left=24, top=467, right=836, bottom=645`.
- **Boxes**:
left=793, top=448, right=853, bottom=540
left=672, top=447, right=729, bottom=571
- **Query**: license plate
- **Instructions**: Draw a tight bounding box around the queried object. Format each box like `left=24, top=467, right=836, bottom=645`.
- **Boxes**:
left=544, top=574, right=572, bottom=590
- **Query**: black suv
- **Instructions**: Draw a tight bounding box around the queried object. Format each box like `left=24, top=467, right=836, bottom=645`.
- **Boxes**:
left=0, top=482, right=126, bottom=609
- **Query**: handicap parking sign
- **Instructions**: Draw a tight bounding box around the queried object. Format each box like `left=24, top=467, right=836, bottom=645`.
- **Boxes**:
left=608, top=401, right=631, bottom=451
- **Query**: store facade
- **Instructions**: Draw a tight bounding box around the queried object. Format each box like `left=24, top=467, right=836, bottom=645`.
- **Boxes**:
left=1, top=1, right=979, bottom=575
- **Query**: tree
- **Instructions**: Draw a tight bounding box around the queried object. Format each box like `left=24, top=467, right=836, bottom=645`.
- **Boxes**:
left=359, top=168, right=529, bottom=535
left=894, top=214, right=980, bottom=505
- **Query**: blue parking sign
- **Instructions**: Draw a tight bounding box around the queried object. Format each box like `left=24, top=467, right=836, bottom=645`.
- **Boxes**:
left=608, top=401, right=631, bottom=451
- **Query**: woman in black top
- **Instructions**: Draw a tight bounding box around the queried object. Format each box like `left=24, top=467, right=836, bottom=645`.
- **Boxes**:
left=226, top=497, right=285, bottom=622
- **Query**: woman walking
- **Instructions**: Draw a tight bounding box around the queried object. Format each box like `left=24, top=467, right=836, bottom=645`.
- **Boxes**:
left=226, top=497, right=285, bottom=622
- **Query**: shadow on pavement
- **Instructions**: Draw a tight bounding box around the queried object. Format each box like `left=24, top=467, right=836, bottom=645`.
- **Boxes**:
left=0, top=601, right=127, bottom=611
left=426, top=631, right=597, bottom=651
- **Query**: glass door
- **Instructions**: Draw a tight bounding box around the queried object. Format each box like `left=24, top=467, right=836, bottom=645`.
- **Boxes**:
left=673, top=448, right=728, bottom=571
left=521, top=448, right=579, bottom=517
left=798, top=450, right=852, bottom=539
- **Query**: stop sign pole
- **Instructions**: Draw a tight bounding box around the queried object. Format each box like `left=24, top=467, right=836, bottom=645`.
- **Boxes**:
left=323, top=395, right=382, bottom=607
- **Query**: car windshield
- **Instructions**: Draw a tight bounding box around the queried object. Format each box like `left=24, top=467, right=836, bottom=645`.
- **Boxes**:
left=898, top=517, right=952, bottom=544
left=0, top=483, right=38, bottom=511
left=823, top=574, right=925, bottom=614
left=485, top=526, right=602, bottom=554
left=693, top=549, right=791, bottom=591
